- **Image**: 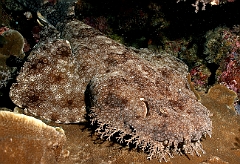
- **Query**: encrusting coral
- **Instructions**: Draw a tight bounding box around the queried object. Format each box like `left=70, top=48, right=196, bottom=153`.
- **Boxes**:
left=0, top=29, right=25, bottom=58
left=9, top=1, right=212, bottom=162
left=206, top=84, right=237, bottom=111
left=0, top=110, right=68, bottom=164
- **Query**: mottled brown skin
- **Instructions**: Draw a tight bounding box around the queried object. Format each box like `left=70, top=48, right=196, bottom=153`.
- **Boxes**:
left=88, top=55, right=212, bottom=161
left=10, top=19, right=212, bottom=161
left=10, top=39, right=86, bottom=123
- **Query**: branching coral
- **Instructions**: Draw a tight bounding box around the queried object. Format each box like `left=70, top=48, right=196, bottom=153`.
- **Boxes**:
left=177, top=0, right=234, bottom=12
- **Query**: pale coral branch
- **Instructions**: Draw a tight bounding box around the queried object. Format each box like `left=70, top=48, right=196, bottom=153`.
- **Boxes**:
left=177, top=0, right=235, bottom=13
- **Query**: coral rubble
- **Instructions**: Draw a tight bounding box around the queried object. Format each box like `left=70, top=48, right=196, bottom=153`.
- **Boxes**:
left=0, top=111, right=68, bottom=164
left=9, top=1, right=212, bottom=162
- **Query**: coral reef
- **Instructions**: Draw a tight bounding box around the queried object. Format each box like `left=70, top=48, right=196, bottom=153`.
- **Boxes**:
left=218, top=56, right=240, bottom=94
left=0, top=3, right=12, bottom=26
left=0, top=29, right=25, bottom=91
left=0, top=110, right=68, bottom=164
left=4, top=0, right=45, bottom=12
left=9, top=1, right=212, bottom=162
left=215, top=26, right=240, bottom=96
left=76, top=0, right=168, bottom=48
left=0, top=27, right=9, bottom=35
left=190, top=65, right=211, bottom=91
left=204, top=27, right=232, bottom=65
left=0, top=54, right=12, bottom=89
left=204, top=26, right=240, bottom=112
left=162, top=38, right=193, bottom=58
